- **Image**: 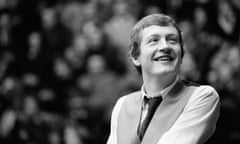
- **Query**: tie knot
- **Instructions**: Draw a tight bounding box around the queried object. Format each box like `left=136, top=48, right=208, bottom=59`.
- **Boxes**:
left=144, top=96, right=162, bottom=112
left=144, top=96, right=162, bottom=105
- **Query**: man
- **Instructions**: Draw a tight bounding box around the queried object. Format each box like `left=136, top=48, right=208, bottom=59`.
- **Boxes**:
left=107, top=13, right=220, bottom=144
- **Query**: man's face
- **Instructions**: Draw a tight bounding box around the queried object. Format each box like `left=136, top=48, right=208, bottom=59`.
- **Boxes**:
left=133, top=25, right=183, bottom=77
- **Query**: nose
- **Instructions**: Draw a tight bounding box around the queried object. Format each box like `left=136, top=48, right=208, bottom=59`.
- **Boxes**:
left=157, top=39, right=171, bottom=53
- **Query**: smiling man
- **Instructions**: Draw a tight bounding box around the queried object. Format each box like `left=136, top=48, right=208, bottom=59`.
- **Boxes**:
left=107, top=13, right=220, bottom=144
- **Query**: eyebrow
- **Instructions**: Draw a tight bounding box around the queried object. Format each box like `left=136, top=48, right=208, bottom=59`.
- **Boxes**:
left=166, top=34, right=179, bottom=38
left=145, top=33, right=178, bottom=41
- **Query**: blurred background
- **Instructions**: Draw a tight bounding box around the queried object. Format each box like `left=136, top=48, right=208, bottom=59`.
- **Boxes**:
left=0, top=0, right=240, bottom=144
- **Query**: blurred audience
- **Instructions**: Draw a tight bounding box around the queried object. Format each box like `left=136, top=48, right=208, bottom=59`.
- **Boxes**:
left=0, top=0, right=240, bottom=144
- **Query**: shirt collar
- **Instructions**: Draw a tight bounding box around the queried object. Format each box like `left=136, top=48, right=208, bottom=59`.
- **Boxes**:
left=141, top=76, right=179, bottom=99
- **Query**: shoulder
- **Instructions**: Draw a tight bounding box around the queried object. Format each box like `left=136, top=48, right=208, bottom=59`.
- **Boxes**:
left=181, top=80, right=219, bottom=97
left=116, top=91, right=142, bottom=114
left=184, top=83, right=220, bottom=109
left=113, top=91, right=141, bottom=108
left=180, top=79, right=220, bottom=104
left=192, top=84, right=219, bottom=100
left=116, top=90, right=140, bottom=102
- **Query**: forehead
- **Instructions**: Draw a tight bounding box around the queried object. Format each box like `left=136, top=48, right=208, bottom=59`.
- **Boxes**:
left=141, top=25, right=179, bottom=40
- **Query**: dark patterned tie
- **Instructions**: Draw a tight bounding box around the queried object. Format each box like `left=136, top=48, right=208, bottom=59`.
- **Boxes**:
left=137, top=96, right=162, bottom=141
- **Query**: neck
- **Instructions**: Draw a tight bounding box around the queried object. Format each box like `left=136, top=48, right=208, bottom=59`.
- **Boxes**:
left=142, top=73, right=177, bottom=96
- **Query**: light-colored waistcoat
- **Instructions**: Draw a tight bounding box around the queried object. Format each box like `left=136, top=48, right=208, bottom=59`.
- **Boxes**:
left=117, top=80, right=198, bottom=144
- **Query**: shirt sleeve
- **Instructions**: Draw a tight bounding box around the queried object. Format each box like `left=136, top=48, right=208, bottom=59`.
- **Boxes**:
left=158, top=85, right=220, bottom=144
left=107, top=96, right=125, bottom=144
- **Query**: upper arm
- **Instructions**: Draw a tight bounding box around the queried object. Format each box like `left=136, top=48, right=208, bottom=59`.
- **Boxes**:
left=107, top=96, right=125, bottom=144
left=158, top=86, right=220, bottom=144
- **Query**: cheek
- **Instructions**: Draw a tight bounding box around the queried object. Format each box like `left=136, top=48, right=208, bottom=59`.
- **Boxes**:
left=175, top=45, right=182, bottom=56
left=173, top=46, right=183, bottom=64
left=138, top=48, right=152, bottom=62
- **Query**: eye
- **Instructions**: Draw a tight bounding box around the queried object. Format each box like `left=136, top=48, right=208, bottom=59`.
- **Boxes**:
left=167, top=36, right=179, bottom=44
left=148, top=37, right=159, bottom=44
left=168, top=38, right=177, bottom=44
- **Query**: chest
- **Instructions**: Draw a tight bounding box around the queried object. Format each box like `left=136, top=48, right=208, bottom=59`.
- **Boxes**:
left=117, top=85, right=195, bottom=144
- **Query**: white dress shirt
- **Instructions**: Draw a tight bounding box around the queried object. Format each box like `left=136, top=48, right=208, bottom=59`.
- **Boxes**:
left=107, top=80, right=220, bottom=144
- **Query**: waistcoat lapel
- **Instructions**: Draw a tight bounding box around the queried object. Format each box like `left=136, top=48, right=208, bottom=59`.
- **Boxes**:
left=117, top=92, right=142, bottom=144
left=142, top=80, right=197, bottom=144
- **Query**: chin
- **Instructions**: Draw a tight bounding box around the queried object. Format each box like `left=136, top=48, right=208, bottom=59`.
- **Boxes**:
left=150, top=69, right=173, bottom=76
left=151, top=66, right=179, bottom=76
left=143, top=61, right=181, bottom=76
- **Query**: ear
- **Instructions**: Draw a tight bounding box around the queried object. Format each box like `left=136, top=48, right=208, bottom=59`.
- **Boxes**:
left=130, top=56, right=141, bottom=66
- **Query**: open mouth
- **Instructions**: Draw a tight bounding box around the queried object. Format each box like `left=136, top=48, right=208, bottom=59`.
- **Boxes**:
left=152, top=55, right=175, bottom=62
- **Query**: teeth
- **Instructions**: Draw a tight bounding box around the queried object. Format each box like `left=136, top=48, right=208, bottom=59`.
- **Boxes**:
left=153, top=56, right=173, bottom=61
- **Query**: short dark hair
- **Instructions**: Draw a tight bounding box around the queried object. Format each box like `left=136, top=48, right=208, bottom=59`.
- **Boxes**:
left=129, top=13, right=184, bottom=73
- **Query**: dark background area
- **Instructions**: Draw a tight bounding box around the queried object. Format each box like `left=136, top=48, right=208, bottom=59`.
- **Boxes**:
left=0, top=0, right=240, bottom=143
